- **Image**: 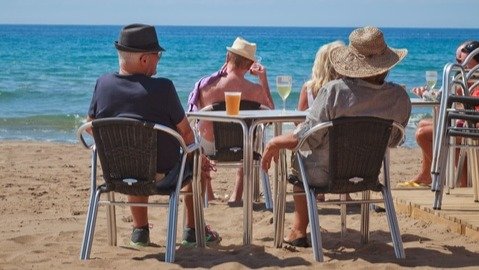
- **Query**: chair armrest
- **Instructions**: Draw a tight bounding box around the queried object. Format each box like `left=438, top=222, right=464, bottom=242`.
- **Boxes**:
left=185, top=142, right=201, bottom=154
left=293, top=122, right=332, bottom=152
left=76, top=122, right=95, bottom=149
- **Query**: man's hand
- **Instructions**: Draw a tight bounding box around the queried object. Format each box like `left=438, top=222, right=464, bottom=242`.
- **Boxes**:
left=261, top=142, right=279, bottom=171
left=250, top=63, right=266, bottom=78
left=411, top=86, right=427, bottom=98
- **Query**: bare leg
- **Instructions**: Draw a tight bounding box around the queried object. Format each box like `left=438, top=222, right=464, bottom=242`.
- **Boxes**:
left=128, top=195, right=149, bottom=228
left=228, top=168, right=243, bottom=203
left=285, top=185, right=309, bottom=241
left=410, top=119, right=433, bottom=185
left=203, top=171, right=216, bottom=201
left=201, top=155, right=216, bottom=201
left=182, top=183, right=195, bottom=229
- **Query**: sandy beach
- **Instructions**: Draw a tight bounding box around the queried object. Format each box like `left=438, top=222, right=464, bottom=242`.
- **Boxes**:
left=1, top=141, right=478, bottom=269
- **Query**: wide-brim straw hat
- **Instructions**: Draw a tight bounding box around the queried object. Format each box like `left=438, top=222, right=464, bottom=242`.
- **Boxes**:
left=226, top=37, right=256, bottom=62
left=330, top=26, right=407, bottom=78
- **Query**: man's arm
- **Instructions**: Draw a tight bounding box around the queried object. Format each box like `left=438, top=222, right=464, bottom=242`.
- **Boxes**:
left=85, top=115, right=95, bottom=134
left=261, top=133, right=299, bottom=171
left=250, top=63, right=274, bottom=109
left=175, top=116, right=195, bottom=146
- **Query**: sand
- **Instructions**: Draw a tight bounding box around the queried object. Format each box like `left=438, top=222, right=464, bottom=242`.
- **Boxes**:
left=0, top=141, right=478, bottom=269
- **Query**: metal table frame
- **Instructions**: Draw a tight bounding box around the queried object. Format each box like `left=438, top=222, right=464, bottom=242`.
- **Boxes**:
left=187, top=109, right=307, bottom=245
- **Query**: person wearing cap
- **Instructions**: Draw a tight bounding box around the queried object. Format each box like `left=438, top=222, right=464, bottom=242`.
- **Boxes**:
left=188, top=37, right=274, bottom=205
left=86, top=23, right=220, bottom=247
left=400, top=40, right=479, bottom=188
left=261, top=26, right=411, bottom=247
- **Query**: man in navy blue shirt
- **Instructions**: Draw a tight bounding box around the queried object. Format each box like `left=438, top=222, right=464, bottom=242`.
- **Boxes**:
left=87, top=24, right=220, bottom=246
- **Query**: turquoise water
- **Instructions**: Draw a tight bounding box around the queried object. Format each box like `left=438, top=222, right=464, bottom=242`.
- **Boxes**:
left=1, top=25, right=479, bottom=146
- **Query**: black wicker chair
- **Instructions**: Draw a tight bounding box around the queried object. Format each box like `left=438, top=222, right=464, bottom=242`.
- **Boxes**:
left=201, top=100, right=272, bottom=209
left=274, top=116, right=406, bottom=262
left=77, top=117, right=204, bottom=262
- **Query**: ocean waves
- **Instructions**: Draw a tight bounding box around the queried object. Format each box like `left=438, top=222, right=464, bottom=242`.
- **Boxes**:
left=0, top=114, right=86, bottom=143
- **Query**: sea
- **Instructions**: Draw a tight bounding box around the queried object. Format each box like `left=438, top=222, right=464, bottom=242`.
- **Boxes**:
left=1, top=25, right=479, bottom=147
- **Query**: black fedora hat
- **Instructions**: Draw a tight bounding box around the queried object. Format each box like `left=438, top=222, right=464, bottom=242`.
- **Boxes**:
left=115, top=23, right=165, bottom=52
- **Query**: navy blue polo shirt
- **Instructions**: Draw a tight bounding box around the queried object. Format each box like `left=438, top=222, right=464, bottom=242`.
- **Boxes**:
left=88, top=73, right=185, bottom=173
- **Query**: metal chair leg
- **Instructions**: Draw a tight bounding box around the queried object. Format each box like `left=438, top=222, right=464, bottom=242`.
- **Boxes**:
left=455, top=147, right=467, bottom=188
left=165, top=191, right=179, bottom=263
left=340, top=194, right=347, bottom=238
left=307, top=188, right=324, bottom=262
left=81, top=189, right=101, bottom=260
left=382, top=187, right=406, bottom=259
left=106, top=192, right=117, bottom=246
left=253, top=165, right=261, bottom=202
left=360, top=191, right=370, bottom=245
left=79, top=188, right=97, bottom=259
left=192, top=151, right=206, bottom=248
left=471, top=146, right=479, bottom=202
left=261, top=170, right=273, bottom=210
left=273, top=149, right=287, bottom=248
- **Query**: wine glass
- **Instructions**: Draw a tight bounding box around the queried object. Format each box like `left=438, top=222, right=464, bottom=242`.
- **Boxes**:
left=425, top=71, right=438, bottom=90
left=276, top=75, right=292, bottom=111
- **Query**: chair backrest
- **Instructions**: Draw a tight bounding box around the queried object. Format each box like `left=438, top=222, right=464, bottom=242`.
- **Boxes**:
left=328, top=117, right=394, bottom=193
left=210, top=100, right=262, bottom=161
left=91, top=117, right=181, bottom=196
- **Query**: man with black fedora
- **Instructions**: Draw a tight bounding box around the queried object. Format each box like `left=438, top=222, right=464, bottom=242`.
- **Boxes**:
left=261, top=26, right=412, bottom=247
left=86, top=23, right=220, bottom=247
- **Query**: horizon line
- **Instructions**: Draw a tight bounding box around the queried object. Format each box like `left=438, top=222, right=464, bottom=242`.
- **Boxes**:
left=1, top=23, right=478, bottom=30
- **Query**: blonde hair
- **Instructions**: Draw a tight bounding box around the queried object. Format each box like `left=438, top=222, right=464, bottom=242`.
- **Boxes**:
left=305, top=40, right=344, bottom=96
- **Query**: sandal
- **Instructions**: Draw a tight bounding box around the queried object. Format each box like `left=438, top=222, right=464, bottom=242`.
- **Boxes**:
left=397, top=180, right=430, bottom=188
left=283, top=237, right=310, bottom=248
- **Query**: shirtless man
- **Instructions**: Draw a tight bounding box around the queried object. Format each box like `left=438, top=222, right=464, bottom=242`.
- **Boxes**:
left=190, top=37, right=274, bottom=204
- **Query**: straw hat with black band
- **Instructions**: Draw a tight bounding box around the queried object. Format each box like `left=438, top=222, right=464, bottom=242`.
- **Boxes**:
left=330, top=26, right=407, bottom=78
left=226, top=37, right=257, bottom=62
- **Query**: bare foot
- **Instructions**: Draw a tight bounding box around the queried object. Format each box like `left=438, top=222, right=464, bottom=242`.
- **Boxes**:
left=285, top=228, right=307, bottom=243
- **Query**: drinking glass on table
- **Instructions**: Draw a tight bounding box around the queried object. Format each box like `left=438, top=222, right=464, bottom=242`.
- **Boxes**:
left=276, top=75, right=292, bottom=111
left=425, top=70, right=438, bottom=100
left=426, top=71, right=438, bottom=90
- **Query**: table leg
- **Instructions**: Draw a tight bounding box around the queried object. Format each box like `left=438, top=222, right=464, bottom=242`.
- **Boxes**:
left=242, top=122, right=253, bottom=245
left=273, top=123, right=287, bottom=248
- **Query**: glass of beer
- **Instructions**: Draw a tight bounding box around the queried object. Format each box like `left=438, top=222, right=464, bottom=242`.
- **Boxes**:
left=225, top=92, right=241, bottom=115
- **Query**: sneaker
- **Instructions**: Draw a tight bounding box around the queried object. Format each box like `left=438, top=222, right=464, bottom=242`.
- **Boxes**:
left=130, top=225, right=150, bottom=247
left=181, top=225, right=221, bottom=247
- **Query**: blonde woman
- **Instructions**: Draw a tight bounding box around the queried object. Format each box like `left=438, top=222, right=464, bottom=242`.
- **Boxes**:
left=297, top=40, right=344, bottom=111
left=296, top=40, right=344, bottom=202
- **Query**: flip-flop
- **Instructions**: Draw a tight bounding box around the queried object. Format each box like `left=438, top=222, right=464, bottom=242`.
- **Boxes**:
left=396, top=180, right=430, bottom=188
left=283, top=237, right=310, bottom=248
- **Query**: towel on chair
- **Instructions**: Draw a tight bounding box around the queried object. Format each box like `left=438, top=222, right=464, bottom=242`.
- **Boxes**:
left=187, top=68, right=227, bottom=112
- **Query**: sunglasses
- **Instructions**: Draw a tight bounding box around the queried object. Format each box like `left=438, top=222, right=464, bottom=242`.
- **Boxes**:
left=461, top=41, right=479, bottom=54
left=142, top=51, right=162, bottom=58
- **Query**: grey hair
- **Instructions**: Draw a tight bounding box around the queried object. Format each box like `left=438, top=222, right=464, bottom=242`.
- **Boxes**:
left=118, top=50, right=142, bottom=67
